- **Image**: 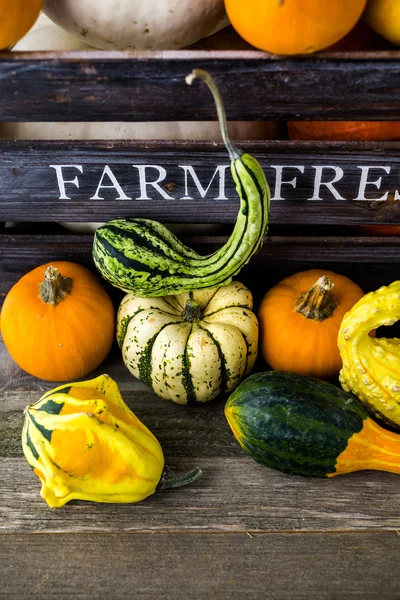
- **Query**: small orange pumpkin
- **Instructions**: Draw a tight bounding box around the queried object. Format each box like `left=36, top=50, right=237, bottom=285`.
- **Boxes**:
left=224, top=0, right=367, bottom=55
left=0, top=0, right=43, bottom=49
left=1, top=261, right=115, bottom=381
left=258, top=270, right=365, bottom=380
left=287, top=121, right=400, bottom=141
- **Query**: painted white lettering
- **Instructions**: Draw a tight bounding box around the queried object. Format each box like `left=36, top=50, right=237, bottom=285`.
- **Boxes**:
left=179, top=165, right=229, bottom=200
left=132, top=165, right=174, bottom=200
left=49, top=164, right=83, bottom=200
left=271, top=165, right=305, bottom=200
left=309, top=166, right=345, bottom=200
left=91, top=165, right=131, bottom=200
left=355, top=166, right=391, bottom=201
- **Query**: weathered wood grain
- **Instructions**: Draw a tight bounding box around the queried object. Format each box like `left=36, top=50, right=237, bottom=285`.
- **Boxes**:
left=2, top=140, right=400, bottom=223
left=1, top=531, right=399, bottom=599
left=2, top=235, right=400, bottom=313
left=1, top=457, right=400, bottom=533
left=3, top=336, right=400, bottom=536
left=2, top=51, right=400, bottom=121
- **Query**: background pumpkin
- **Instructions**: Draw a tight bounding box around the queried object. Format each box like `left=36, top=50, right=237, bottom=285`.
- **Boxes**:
left=1, top=261, right=115, bottom=381
left=352, top=224, right=400, bottom=236
left=257, top=269, right=365, bottom=380
left=224, top=0, right=367, bottom=55
left=0, top=0, right=43, bottom=49
left=364, top=0, right=400, bottom=46
left=117, top=280, right=259, bottom=403
left=287, top=121, right=400, bottom=141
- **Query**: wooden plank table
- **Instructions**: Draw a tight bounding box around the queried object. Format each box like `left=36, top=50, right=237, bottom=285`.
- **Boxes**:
left=1, top=237, right=400, bottom=599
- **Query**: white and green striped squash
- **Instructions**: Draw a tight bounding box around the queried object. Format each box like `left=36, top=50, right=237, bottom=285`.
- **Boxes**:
left=117, top=280, right=258, bottom=404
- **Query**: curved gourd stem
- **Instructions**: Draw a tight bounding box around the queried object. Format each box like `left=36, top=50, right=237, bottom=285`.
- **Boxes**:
left=92, top=70, right=270, bottom=297
left=40, top=266, right=72, bottom=306
left=186, top=69, right=242, bottom=161
left=295, top=276, right=338, bottom=321
left=156, top=465, right=202, bottom=492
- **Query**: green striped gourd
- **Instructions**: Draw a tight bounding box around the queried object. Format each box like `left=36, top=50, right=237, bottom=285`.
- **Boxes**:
left=117, top=280, right=258, bottom=403
left=225, top=371, right=400, bottom=478
left=93, top=69, right=270, bottom=297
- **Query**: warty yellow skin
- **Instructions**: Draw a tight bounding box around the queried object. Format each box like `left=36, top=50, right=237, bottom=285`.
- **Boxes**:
left=22, top=374, right=165, bottom=508
left=338, top=281, right=400, bottom=429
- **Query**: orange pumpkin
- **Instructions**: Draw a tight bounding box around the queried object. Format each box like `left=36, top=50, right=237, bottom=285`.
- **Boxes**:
left=352, top=224, right=400, bottom=236
left=1, top=262, right=115, bottom=381
left=287, top=121, right=400, bottom=141
left=0, top=0, right=43, bottom=49
left=224, top=0, right=367, bottom=55
left=364, top=0, right=400, bottom=46
left=258, top=270, right=365, bottom=380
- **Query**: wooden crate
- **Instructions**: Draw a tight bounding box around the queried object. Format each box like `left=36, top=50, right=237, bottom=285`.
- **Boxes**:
left=1, top=50, right=400, bottom=598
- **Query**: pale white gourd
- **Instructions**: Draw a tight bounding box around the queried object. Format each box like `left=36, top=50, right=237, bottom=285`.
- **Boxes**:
left=117, top=281, right=259, bottom=404
left=43, top=0, right=228, bottom=50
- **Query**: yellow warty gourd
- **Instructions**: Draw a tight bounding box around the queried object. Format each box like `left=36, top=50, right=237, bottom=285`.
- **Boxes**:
left=22, top=374, right=201, bottom=507
left=338, top=281, right=400, bottom=429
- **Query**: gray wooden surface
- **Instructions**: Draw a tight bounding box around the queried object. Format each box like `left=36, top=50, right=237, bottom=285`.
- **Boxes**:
left=1, top=335, right=400, bottom=598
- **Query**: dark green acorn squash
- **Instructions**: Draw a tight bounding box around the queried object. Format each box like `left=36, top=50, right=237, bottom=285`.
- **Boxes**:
left=225, top=371, right=400, bottom=478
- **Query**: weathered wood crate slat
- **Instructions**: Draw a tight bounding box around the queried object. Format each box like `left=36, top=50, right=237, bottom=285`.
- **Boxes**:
left=2, top=140, right=400, bottom=224
left=2, top=235, right=400, bottom=311
left=2, top=50, right=400, bottom=122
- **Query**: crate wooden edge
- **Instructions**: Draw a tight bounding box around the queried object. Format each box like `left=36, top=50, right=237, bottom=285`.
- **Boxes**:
left=3, top=49, right=400, bottom=60
left=2, top=50, right=400, bottom=121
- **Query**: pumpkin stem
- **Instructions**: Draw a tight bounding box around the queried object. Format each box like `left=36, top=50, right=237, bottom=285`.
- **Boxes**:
left=157, top=465, right=202, bottom=492
left=39, top=267, right=72, bottom=306
left=295, top=276, right=337, bottom=321
left=185, top=69, right=242, bottom=161
left=182, top=299, right=202, bottom=322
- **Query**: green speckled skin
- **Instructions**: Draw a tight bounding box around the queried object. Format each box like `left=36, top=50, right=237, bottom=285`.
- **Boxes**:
left=92, top=154, right=270, bottom=297
left=117, top=281, right=259, bottom=404
left=225, top=371, right=368, bottom=477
